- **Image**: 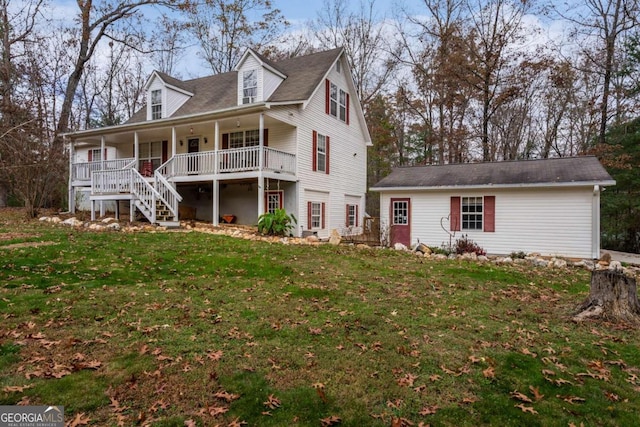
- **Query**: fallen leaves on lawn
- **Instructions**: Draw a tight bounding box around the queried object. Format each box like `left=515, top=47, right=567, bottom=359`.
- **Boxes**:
left=320, top=415, right=342, bottom=426
left=514, top=404, right=538, bottom=415
left=529, top=386, right=544, bottom=401
left=557, top=395, right=586, bottom=404
left=263, top=394, right=281, bottom=410
left=66, top=412, right=91, bottom=426
left=419, top=405, right=438, bottom=415
left=510, top=390, right=533, bottom=403
left=2, top=385, right=32, bottom=393
left=482, top=366, right=496, bottom=379
left=313, top=382, right=327, bottom=403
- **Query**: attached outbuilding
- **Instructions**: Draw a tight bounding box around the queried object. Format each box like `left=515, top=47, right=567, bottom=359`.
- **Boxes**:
left=370, top=156, right=615, bottom=259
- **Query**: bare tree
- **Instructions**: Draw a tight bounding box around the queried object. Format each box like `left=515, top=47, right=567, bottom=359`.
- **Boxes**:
left=54, top=0, right=180, bottom=144
left=186, top=0, right=289, bottom=74
left=313, top=0, right=397, bottom=107
left=554, top=0, right=640, bottom=145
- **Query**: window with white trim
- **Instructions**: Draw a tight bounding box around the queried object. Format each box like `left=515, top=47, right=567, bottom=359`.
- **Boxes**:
left=243, top=69, right=257, bottom=104
left=90, top=148, right=102, bottom=162
left=227, top=129, right=260, bottom=148
left=316, top=134, right=327, bottom=173
left=266, top=191, right=283, bottom=214
left=151, top=89, right=162, bottom=120
left=347, top=204, right=357, bottom=227
left=138, top=141, right=162, bottom=172
left=462, top=197, right=483, bottom=230
left=392, top=201, right=408, bottom=225
left=339, top=90, right=347, bottom=122
left=329, top=82, right=338, bottom=117
left=311, top=202, right=322, bottom=228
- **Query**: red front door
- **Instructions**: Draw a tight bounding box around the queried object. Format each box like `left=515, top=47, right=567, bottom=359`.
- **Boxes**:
left=390, top=198, right=411, bottom=247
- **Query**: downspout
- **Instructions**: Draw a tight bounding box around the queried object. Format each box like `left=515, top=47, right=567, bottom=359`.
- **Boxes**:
left=592, top=185, right=601, bottom=259
left=67, top=137, right=74, bottom=213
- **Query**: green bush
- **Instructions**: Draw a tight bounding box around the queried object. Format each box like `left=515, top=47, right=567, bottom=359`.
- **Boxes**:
left=257, top=208, right=297, bottom=236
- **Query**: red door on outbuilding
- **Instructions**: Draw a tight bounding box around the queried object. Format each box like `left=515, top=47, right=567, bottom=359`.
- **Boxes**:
left=390, top=198, right=411, bottom=247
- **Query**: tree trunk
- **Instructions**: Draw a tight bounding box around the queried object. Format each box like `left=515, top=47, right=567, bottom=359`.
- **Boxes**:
left=573, top=270, right=640, bottom=324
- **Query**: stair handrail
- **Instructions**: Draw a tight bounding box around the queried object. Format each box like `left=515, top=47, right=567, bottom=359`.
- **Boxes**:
left=130, top=168, right=161, bottom=224
left=123, top=158, right=137, bottom=169
left=154, top=170, right=182, bottom=220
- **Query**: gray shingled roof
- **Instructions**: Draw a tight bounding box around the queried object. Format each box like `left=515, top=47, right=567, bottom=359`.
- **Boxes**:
left=126, top=48, right=342, bottom=124
left=371, top=156, right=615, bottom=189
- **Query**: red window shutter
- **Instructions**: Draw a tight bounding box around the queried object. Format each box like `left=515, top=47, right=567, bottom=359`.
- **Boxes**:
left=312, top=131, right=318, bottom=171
left=321, top=202, right=326, bottom=229
left=325, top=79, right=330, bottom=114
left=450, top=197, right=461, bottom=231
left=222, top=133, right=229, bottom=149
left=345, top=204, right=350, bottom=226
left=104, top=148, right=107, bottom=160
left=484, top=196, right=495, bottom=232
left=263, top=129, right=268, bottom=147
left=307, top=201, right=312, bottom=229
left=346, top=93, right=350, bottom=125
left=88, top=150, right=92, bottom=162
left=325, top=136, right=330, bottom=174
left=162, top=140, right=168, bottom=163
left=355, top=204, right=359, bottom=227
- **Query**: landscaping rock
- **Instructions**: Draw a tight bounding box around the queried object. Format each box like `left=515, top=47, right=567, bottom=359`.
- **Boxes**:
left=101, top=217, right=117, bottom=224
left=394, top=243, right=407, bottom=251
left=329, top=229, right=342, bottom=245
left=107, top=223, right=121, bottom=231
left=433, top=254, right=448, bottom=261
left=609, top=260, right=623, bottom=271
left=305, top=235, right=319, bottom=243
left=39, top=216, right=50, bottom=222
left=461, top=252, right=478, bottom=261
left=62, top=217, right=83, bottom=227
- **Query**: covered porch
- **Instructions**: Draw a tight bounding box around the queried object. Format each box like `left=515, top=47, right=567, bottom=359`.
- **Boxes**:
left=67, top=110, right=298, bottom=225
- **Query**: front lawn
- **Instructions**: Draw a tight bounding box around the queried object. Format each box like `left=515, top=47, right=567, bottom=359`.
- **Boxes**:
left=1, top=210, right=639, bottom=426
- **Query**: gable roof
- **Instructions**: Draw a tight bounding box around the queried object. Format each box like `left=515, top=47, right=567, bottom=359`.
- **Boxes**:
left=126, top=47, right=344, bottom=125
left=370, top=156, right=615, bottom=190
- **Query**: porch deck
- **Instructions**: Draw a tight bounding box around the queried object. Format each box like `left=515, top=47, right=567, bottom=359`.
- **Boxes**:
left=71, top=146, right=296, bottom=185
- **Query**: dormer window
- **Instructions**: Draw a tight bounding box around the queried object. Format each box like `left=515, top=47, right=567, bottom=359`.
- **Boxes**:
left=151, top=89, right=162, bottom=120
left=243, top=70, right=257, bottom=104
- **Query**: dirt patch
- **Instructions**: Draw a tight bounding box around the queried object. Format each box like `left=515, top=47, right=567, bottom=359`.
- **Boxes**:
left=0, top=241, right=57, bottom=250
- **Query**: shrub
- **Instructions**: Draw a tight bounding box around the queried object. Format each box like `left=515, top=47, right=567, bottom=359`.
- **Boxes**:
left=257, top=209, right=297, bottom=236
left=454, top=234, right=486, bottom=256
left=510, top=250, right=527, bottom=259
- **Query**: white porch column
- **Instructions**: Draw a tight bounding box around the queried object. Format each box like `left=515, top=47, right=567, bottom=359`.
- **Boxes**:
left=257, top=114, right=265, bottom=216
left=171, top=127, right=177, bottom=177
left=99, top=136, right=106, bottom=217
left=134, top=131, right=139, bottom=167
left=214, top=121, right=219, bottom=174
left=212, top=179, right=219, bottom=226
left=68, top=138, right=75, bottom=213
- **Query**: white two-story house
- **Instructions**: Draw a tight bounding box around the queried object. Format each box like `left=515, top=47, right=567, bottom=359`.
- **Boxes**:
left=65, top=48, right=372, bottom=238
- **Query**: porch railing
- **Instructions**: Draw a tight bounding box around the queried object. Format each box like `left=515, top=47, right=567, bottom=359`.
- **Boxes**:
left=158, top=147, right=296, bottom=178
left=154, top=170, right=182, bottom=219
left=72, top=158, right=136, bottom=181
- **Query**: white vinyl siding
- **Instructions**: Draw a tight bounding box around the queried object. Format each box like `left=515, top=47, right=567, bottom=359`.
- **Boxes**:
left=293, top=54, right=367, bottom=239
left=379, top=187, right=597, bottom=259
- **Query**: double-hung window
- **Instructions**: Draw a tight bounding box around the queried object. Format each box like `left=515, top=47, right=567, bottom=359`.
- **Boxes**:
left=266, top=191, right=283, bottom=214
left=462, top=197, right=483, bottom=230
left=326, top=80, right=348, bottom=123
left=311, top=202, right=322, bottom=228
left=89, top=148, right=102, bottom=162
left=346, top=204, right=358, bottom=227
left=151, top=89, right=162, bottom=120
left=243, top=70, right=257, bottom=104
left=227, top=129, right=261, bottom=148
left=329, top=83, right=338, bottom=117
left=138, top=141, right=162, bottom=172
left=316, top=134, right=327, bottom=173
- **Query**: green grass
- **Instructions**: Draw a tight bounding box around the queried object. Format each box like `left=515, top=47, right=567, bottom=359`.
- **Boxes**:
left=1, top=209, right=639, bottom=426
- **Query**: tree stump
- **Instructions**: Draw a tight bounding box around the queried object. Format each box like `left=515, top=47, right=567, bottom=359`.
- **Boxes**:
left=573, top=270, right=640, bottom=324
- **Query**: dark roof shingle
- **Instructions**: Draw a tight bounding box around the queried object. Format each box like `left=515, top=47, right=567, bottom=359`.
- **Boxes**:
left=126, top=48, right=342, bottom=124
left=371, top=157, right=615, bottom=189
